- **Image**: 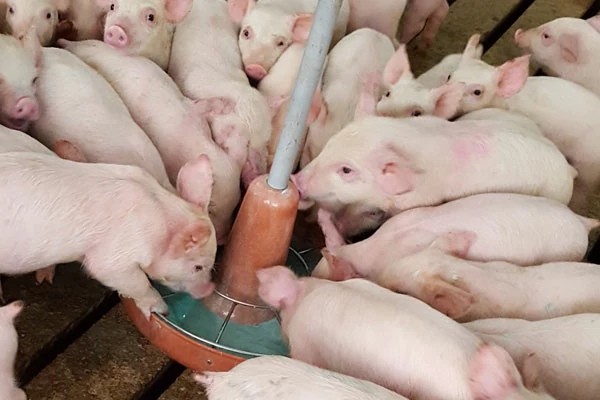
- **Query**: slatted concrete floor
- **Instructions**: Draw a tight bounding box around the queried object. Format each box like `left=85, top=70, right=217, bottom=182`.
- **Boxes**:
left=4, top=0, right=600, bottom=398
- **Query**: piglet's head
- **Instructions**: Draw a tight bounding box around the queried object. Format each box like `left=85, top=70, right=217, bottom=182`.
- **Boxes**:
left=449, top=34, right=530, bottom=116
left=228, top=0, right=313, bottom=80
left=98, top=0, right=191, bottom=64
left=0, top=301, right=23, bottom=326
left=0, top=30, right=42, bottom=132
left=149, top=155, right=217, bottom=300
left=377, top=44, right=465, bottom=120
left=2, top=0, right=68, bottom=46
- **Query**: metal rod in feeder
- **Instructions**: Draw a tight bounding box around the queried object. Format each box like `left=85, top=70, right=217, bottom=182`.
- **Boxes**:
left=204, top=0, right=343, bottom=325
left=267, top=0, right=344, bottom=191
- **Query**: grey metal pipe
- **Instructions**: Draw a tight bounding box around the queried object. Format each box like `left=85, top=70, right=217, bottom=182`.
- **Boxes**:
left=267, top=0, right=343, bottom=190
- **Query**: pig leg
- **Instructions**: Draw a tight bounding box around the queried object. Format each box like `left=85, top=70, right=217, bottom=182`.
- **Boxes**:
left=85, top=256, right=167, bottom=319
left=35, top=265, right=56, bottom=285
left=317, top=208, right=346, bottom=249
left=416, top=1, right=449, bottom=50
left=397, top=15, right=427, bottom=45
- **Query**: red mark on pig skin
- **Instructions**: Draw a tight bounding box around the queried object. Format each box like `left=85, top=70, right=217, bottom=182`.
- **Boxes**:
left=452, top=136, right=489, bottom=164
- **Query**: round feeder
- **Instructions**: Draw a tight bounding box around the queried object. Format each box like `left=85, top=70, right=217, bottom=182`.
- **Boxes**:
left=122, top=0, right=343, bottom=374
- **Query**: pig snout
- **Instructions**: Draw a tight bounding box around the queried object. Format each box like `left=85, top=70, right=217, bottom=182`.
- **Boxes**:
left=291, top=172, right=315, bottom=210
left=188, top=281, right=216, bottom=299
left=104, top=25, right=129, bottom=48
left=13, top=97, right=39, bottom=121
left=244, top=64, right=268, bottom=80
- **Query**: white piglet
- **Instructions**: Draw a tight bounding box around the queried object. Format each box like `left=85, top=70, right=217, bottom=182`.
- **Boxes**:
left=0, top=0, right=68, bottom=45
left=292, top=116, right=576, bottom=237
left=466, top=314, right=600, bottom=400
left=515, top=16, right=600, bottom=97
left=169, top=0, right=272, bottom=187
left=257, top=266, right=556, bottom=400
left=301, top=28, right=395, bottom=167
left=227, top=0, right=350, bottom=80
left=0, top=151, right=218, bottom=318
left=196, top=355, right=409, bottom=400
left=61, top=39, right=242, bottom=244
left=0, top=301, right=26, bottom=400
left=449, top=34, right=600, bottom=215
left=98, top=0, right=192, bottom=69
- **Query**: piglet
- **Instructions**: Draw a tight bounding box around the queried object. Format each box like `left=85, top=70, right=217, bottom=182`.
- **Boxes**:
left=0, top=151, right=217, bottom=318
left=376, top=44, right=465, bottom=119
left=1, top=0, right=68, bottom=45
left=228, top=0, right=350, bottom=80
left=195, top=355, right=408, bottom=400
left=169, top=0, right=272, bottom=188
left=373, top=244, right=600, bottom=322
left=466, top=314, right=600, bottom=400
left=515, top=16, right=600, bottom=97
left=416, top=45, right=482, bottom=88
left=0, top=301, right=26, bottom=400
left=98, top=0, right=191, bottom=69
left=292, top=116, right=576, bottom=237
left=26, top=36, right=173, bottom=191
left=302, top=28, right=395, bottom=167
left=257, top=266, right=555, bottom=400
left=397, top=0, right=449, bottom=49
left=449, top=34, right=600, bottom=215
left=346, top=0, right=406, bottom=44
left=0, top=33, right=40, bottom=132
left=257, top=42, right=321, bottom=170
left=316, top=194, right=596, bottom=282
left=60, top=39, right=240, bottom=245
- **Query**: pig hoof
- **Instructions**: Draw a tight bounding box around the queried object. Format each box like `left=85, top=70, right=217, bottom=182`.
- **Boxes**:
left=136, top=294, right=168, bottom=319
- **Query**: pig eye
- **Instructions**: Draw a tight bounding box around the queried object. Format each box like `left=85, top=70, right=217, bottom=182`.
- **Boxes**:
left=447, top=74, right=452, bottom=81
left=195, top=265, right=204, bottom=272
left=277, top=40, right=285, bottom=47
left=542, top=33, right=550, bottom=40
left=110, top=3, right=115, bottom=10
left=473, top=89, right=482, bottom=96
left=46, top=12, right=51, bottom=19
left=384, top=90, right=391, bottom=97
left=147, top=13, right=155, bottom=22
left=32, top=77, right=38, bottom=85
left=411, top=109, right=423, bottom=117
left=9, top=6, right=14, bottom=14
left=242, top=28, right=250, bottom=39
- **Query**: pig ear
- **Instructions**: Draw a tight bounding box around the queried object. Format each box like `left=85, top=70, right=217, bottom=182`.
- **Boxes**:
left=54, top=140, right=88, bottom=162
left=320, top=249, right=356, bottom=281
left=290, top=13, right=314, bottom=43
left=431, top=82, right=465, bottom=120
left=587, top=15, right=600, bottom=34
left=383, top=44, right=413, bottom=86
left=177, top=154, right=214, bottom=213
left=354, top=71, right=381, bottom=120
left=429, top=231, right=476, bottom=259
left=495, top=55, right=530, bottom=98
left=20, top=26, right=43, bottom=69
left=306, top=87, right=323, bottom=125
left=469, top=344, right=521, bottom=400
left=169, top=219, right=213, bottom=255
left=52, top=0, right=70, bottom=12
left=256, top=266, right=302, bottom=309
left=163, top=0, right=193, bottom=23
left=474, top=44, right=484, bottom=60
left=557, top=33, right=579, bottom=63
left=417, top=274, right=473, bottom=320
left=1, top=301, right=24, bottom=320
left=227, top=0, right=255, bottom=24
left=521, top=353, right=546, bottom=393
left=462, top=33, right=482, bottom=61
left=371, top=145, right=416, bottom=196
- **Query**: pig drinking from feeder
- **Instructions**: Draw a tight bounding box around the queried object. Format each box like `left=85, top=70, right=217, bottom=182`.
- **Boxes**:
left=0, top=151, right=218, bottom=319
left=366, top=243, right=600, bottom=322
left=15, top=32, right=173, bottom=191
left=346, top=0, right=407, bottom=45
left=515, top=16, right=600, bottom=97
left=98, top=0, right=192, bottom=69
left=397, top=0, right=450, bottom=49
left=315, top=193, right=596, bottom=281
left=227, top=0, right=350, bottom=80
left=60, top=38, right=241, bottom=245
left=449, top=34, right=600, bottom=215
left=301, top=28, right=395, bottom=167
left=257, top=266, right=556, bottom=400
left=0, top=301, right=26, bottom=400
left=466, top=314, right=600, bottom=400
left=169, top=0, right=271, bottom=187
left=0, top=33, right=40, bottom=132
left=257, top=42, right=322, bottom=170
left=376, top=43, right=466, bottom=119
left=195, top=355, right=409, bottom=400
left=292, top=116, right=576, bottom=238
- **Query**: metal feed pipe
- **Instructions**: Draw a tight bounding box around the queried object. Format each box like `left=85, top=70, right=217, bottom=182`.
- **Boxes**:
left=267, top=0, right=343, bottom=190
